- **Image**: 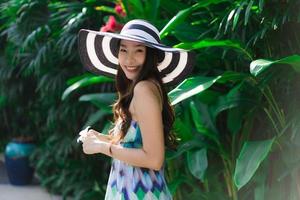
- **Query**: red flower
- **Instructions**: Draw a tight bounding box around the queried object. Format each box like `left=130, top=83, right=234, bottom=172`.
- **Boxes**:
left=100, top=16, right=123, bottom=32
left=115, top=4, right=126, bottom=17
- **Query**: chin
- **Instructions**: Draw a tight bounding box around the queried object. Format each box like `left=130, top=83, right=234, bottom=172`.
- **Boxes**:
left=124, top=73, right=138, bottom=81
left=128, top=77, right=137, bottom=81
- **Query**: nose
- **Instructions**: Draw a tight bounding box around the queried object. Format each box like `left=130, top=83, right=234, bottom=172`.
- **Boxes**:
left=125, top=52, right=135, bottom=66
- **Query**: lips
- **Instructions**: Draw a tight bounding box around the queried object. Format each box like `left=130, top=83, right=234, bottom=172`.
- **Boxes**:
left=125, top=65, right=139, bottom=72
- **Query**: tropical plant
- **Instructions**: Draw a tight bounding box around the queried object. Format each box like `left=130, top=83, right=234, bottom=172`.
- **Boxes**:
left=1, top=0, right=300, bottom=199
left=0, top=0, right=114, bottom=199
left=64, top=0, right=300, bottom=199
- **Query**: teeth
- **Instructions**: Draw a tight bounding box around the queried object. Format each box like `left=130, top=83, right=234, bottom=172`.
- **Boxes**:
left=126, top=66, right=137, bottom=70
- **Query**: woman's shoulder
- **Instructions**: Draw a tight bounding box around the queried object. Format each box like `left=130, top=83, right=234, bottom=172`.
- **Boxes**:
left=133, top=79, right=160, bottom=95
left=133, top=79, right=163, bottom=110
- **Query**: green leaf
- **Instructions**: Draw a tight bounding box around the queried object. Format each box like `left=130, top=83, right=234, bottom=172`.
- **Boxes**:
left=61, top=75, right=113, bottom=100
left=166, top=139, right=205, bottom=160
left=122, top=0, right=144, bottom=17
left=225, top=9, right=235, bottom=33
left=94, top=5, right=116, bottom=14
left=250, top=55, right=300, bottom=76
left=244, top=0, right=254, bottom=26
left=168, top=76, right=220, bottom=105
left=173, top=117, right=194, bottom=141
left=258, top=0, right=264, bottom=12
left=160, top=6, right=193, bottom=38
left=187, top=148, right=208, bottom=181
left=144, top=0, right=160, bottom=21
left=175, top=39, right=252, bottom=59
left=211, top=83, right=243, bottom=118
left=160, top=0, right=227, bottom=38
left=211, top=82, right=258, bottom=120
left=160, top=0, right=188, bottom=16
left=79, top=93, right=116, bottom=111
left=227, top=108, right=243, bottom=135
left=0, top=95, right=6, bottom=108
left=190, top=101, right=207, bottom=133
left=83, top=110, right=110, bottom=128
left=234, top=138, right=275, bottom=190
left=189, top=101, right=219, bottom=142
left=168, top=176, right=185, bottom=195
left=233, top=3, right=245, bottom=31
left=66, top=73, right=90, bottom=85
left=168, top=72, right=247, bottom=105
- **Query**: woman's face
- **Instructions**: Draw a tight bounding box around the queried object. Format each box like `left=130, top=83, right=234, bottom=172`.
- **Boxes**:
left=118, top=40, right=146, bottom=81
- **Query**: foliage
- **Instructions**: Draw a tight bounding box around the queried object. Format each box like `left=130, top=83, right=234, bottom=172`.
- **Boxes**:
left=1, top=0, right=300, bottom=199
left=0, top=0, right=114, bottom=199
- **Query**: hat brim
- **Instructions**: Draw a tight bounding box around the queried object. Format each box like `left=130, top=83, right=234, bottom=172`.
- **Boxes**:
left=78, top=29, right=195, bottom=86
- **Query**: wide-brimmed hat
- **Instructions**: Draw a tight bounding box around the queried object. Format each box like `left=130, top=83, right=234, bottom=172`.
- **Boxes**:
left=78, top=19, right=195, bottom=86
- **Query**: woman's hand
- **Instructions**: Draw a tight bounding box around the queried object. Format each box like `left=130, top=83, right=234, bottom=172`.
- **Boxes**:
left=77, top=127, right=111, bottom=155
left=77, top=127, right=111, bottom=143
left=82, top=135, right=108, bottom=154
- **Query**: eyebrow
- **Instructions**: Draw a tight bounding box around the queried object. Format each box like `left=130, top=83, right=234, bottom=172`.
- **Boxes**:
left=120, top=44, right=145, bottom=48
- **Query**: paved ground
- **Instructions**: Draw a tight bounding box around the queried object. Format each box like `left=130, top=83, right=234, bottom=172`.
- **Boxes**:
left=0, top=184, right=61, bottom=200
left=0, top=154, right=61, bottom=200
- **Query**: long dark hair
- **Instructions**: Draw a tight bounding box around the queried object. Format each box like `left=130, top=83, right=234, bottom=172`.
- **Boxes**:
left=109, top=45, right=177, bottom=149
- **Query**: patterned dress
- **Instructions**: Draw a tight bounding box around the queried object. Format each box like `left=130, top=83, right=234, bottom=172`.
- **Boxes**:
left=104, top=120, right=173, bottom=200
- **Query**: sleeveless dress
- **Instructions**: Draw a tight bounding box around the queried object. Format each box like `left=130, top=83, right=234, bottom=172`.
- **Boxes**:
left=104, top=120, right=173, bottom=200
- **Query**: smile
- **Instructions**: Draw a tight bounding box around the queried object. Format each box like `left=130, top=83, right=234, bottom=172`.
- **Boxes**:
left=125, top=66, right=139, bottom=72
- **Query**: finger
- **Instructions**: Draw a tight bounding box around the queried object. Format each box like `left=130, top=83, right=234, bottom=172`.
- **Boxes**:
left=86, top=130, right=95, bottom=137
left=86, top=131, right=100, bottom=140
left=78, top=130, right=86, bottom=136
left=92, top=132, right=103, bottom=141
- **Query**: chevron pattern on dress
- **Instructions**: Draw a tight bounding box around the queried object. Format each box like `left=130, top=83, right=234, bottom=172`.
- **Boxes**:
left=104, top=120, right=173, bottom=200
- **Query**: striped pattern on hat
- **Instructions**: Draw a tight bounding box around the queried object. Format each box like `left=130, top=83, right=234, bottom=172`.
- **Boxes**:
left=78, top=19, right=195, bottom=86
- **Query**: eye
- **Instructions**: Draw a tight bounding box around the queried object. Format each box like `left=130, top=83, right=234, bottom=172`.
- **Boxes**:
left=119, top=48, right=127, bottom=53
left=136, top=49, right=145, bottom=53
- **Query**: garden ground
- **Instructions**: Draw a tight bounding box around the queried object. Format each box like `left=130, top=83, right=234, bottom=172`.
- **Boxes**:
left=0, top=154, right=61, bottom=200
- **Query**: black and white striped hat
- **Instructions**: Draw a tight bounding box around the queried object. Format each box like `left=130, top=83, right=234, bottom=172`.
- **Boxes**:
left=78, top=19, right=195, bottom=86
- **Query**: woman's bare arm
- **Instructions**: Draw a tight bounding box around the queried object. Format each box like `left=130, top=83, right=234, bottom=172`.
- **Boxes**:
left=108, top=80, right=165, bottom=170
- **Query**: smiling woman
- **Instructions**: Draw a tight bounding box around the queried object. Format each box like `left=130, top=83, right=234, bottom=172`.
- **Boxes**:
left=118, top=40, right=146, bottom=81
left=77, top=19, right=195, bottom=200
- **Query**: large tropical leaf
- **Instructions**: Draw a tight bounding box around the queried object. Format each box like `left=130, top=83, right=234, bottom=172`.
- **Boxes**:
left=189, top=100, right=219, bottom=142
left=169, top=76, right=220, bottom=105
left=234, top=138, right=275, bottom=190
left=166, top=138, right=205, bottom=160
left=61, top=75, right=113, bottom=100
left=211, top=82, right=258, bottom=120
left=0, top=95, right=6, bottom=108
left=173, top=114, right=194, bottom=141
left=187, top=148, right=208, bottom=181
left=144, top=0, right=160, bottom=21
left=160, top=0, right=188, bottom=16
left=175, top=39, right=252, bottom=59
left=168, top=72, right=247, bottom=105
left=168, top=176, right=185, bottom=195
left=250, top=55, right=300, bottom=76
left=79, top=93, right=116, bottom=111
left=122, top=0, right=144, bottom=18
left=83, top=109, right=110, bottom=128
left=160, top=0, right=228, bottom=38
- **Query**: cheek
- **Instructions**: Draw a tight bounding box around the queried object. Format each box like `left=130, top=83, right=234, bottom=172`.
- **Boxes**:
left=117, top=53, right=123, bottom=64
left=138, top=53, right=146, bottom=65
left=118, top=55, right=126, bottom=70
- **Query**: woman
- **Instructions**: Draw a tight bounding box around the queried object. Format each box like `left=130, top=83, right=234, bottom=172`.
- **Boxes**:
left=77, top=19, right=194, bottom=200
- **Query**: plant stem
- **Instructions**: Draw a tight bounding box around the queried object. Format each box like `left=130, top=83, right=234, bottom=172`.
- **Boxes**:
left=265, top=86, right=285, bottom=127
left=223, top=158, right=238, bottom=200
left=263, top=108, right=280, bottom=135
left=263, top=87, right=285, bottom=128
